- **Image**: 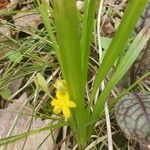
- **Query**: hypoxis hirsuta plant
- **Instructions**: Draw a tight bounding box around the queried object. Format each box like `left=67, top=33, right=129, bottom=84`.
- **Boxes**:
left=36, top=0, right=149, bottom=148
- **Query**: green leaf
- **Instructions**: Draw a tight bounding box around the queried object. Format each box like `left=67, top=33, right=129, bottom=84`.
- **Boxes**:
left=90, top=0, right=148, bottom=106
left=101, top=37, right=112, bottom=50
left=0, top=89, right=12, bottom=99
left=36, top=73, right=49, bottom=96
left=91, top=26, right=150, bottom=122
left=5, top=51, right=23, bottom=63
left=36, top=1, right=88, bottom=145
left=53, top=0, right=87, bottom=146
left=81, top=0, right=97, bottom=86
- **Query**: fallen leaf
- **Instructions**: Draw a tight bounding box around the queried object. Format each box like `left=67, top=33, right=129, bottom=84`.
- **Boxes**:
left=137, top=2, right=150, bottom=31
left=6, top=0, right=19, bottom=10
left=13, top=8, right=41, bottom=28
left=0, top=19, right=11, bottom=40
left=100, top=14, right=115, bottom=37
left=0, top=0, right=10, bottom=9
left=8, top=77, right=23, bottom=93
left=0, top=0, right=19, bottom=11
left=0, top=93, right=58, bottom=150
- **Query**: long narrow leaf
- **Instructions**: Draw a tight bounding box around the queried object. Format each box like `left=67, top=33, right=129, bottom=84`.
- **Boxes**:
left=36, top=0, right=59, bottom=52
left=91, top=26, right=150, bottom=121
left=81, top=0, right=97, bottom=85
left=90, top=0, right=148, bottom=102
left=53, top=0, right=87, bottom=146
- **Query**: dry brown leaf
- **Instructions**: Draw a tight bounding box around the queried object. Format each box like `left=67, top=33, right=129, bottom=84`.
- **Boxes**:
left=100, top=14, right=115, bottom=37
left=0, top=0, right=19, bottom=11
left=0, top=93, right=58, bottom=150
left=137, top=2, right=150, bottom=31
left=0, top=18, right=11, bottom=41
left=105, top=0, right=127, bottom=12
left=8, top=77, right=23, bottom=94
left=0, top=0, right=10, bottom=9
left=0, top=25, right=10, bottom=37
left=5, top=0, right=19, bottom=10
left=104, top=0, right=127, bottom=30
left=13, top=9, right=41, bottom=28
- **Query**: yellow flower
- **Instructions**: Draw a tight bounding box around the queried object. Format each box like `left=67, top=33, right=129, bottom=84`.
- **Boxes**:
left=51, top=91, right=76, bottom=120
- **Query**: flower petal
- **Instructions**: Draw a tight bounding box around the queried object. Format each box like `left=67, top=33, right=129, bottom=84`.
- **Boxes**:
left=51, top=99, right=59, bottom=106
left=53, top=106, right=61, bottom=114
left=56, top=91, right=63, bottom=99
left=66, top=100, right=76, bottom=107
left=62, top=107, right=70, bottom=120
left=64, top=92, right=69, bottom=100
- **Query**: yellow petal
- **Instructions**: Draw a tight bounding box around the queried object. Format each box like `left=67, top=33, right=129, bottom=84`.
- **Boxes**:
left=64, top=92, right=69, bottom=100
left=51, top=99, right=59, bottom=106
left=53, top=106, right=61, bottom=114
left=66, top=100, right=76, bottom=108
left=62, top=107, right=70, bottom=120
left=56, top=91, right=63, bottom=99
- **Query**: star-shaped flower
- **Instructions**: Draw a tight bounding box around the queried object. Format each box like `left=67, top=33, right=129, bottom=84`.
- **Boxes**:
left=51, top=91, right=76, bottom=121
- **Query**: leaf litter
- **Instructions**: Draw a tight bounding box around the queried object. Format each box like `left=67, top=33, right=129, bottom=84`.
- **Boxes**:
left=0, top=93, right=58, bottom=150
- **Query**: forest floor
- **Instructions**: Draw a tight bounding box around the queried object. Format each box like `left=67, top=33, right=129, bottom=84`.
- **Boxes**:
left=0, top=0, right=150, bottom=149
